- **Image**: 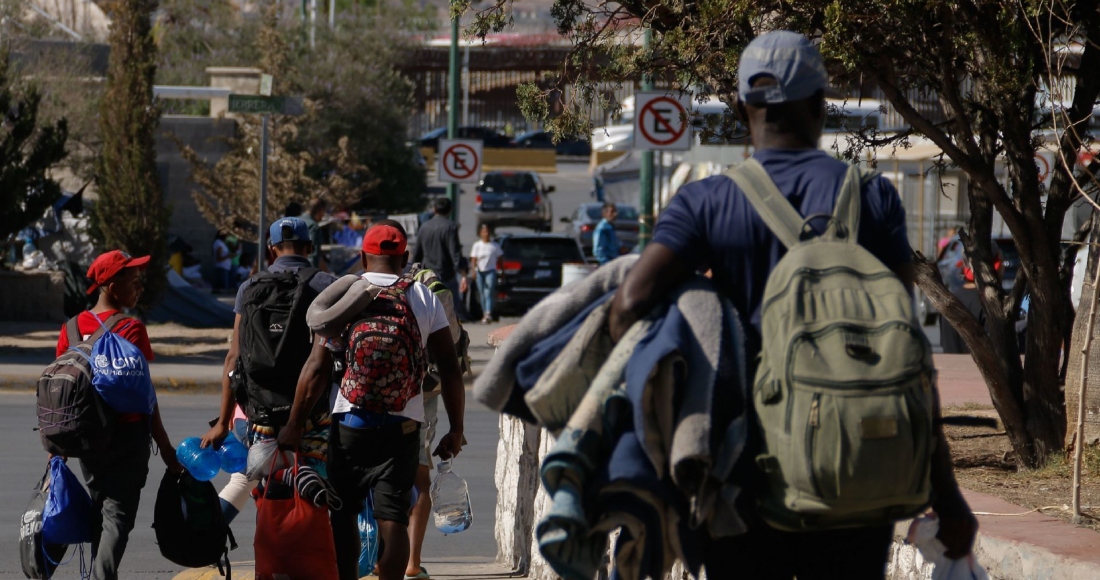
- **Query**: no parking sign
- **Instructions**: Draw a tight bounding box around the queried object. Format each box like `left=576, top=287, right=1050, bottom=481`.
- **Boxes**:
left=634, top=92, right=693, bottom=151
left=438, top=139, right=483, bottom=184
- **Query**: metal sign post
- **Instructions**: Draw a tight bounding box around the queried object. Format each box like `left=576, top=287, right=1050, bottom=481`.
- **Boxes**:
left=259, top=114, right=269, bottom=269
left=228, top=93, right=304, bottom=271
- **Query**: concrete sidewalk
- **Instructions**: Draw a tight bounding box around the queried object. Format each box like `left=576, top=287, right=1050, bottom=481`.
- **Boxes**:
left=172, top=558, right=515, bottom=580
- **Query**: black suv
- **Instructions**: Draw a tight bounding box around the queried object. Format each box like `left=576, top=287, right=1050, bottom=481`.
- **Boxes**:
left=494, top=234, right=586, bottom=315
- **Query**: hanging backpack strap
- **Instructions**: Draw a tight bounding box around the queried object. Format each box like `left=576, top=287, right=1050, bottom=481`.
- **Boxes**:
left=830, top=164, right=863, bottom=244
left=724, top=159, right=806, bottom=249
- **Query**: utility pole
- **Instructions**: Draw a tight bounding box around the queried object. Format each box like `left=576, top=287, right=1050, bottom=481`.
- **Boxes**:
left=638, top=27, right=654, bottom=249
left=462, top=42, right=470, bottom=126
left=329, top=0, right=335, bottom=28
left=259, top=115, right=270, bottom=269
left=446, top=4, right=461, bottom=222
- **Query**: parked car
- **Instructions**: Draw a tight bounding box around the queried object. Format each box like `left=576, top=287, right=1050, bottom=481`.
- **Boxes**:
left=918, top=235, right=1018, bottom=325
left=495, top=233, right=587, bottom=314
left=417, top=126, right=513, bottom=149
left=511, top=131, right=592, bottom=157
left=560, top=203, right=640, bottom=256
left=474, top=171, right=554, bottom=231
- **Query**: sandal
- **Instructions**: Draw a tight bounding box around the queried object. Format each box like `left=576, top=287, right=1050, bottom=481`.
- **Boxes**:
left=404, top=566, right=430, bottom=580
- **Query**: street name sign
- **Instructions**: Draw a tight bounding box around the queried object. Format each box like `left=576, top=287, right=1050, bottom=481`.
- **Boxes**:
left=227, top=94, right=304, bottom=116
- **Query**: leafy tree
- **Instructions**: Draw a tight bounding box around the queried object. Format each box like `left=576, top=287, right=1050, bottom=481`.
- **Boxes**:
left=157, top=1, right=426, bottom=213
left=92, top=0, right=171, bottom=312
left=0, top=53, right=69, bottom=244
left=178, top=4, right=377, bottom=241
left=470, top=0, right=1100, bottom=468
left=292, top=8, right=426, bottom=214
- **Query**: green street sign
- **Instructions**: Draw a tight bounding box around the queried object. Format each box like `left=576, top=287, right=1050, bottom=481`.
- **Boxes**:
left=227, top=94, right=304, bottom=116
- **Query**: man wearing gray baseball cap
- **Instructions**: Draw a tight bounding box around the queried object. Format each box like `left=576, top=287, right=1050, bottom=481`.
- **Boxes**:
left=609, top=31, right=976, bottom=578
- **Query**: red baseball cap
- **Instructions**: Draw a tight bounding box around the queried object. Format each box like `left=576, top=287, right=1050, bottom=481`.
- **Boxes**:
left=86, top=250, right=151, bottom=294
left=361, top=225, right=407, bottom=256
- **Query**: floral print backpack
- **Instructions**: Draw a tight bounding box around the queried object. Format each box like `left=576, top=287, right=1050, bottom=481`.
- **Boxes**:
left=340, top=278, right=426, bottom=413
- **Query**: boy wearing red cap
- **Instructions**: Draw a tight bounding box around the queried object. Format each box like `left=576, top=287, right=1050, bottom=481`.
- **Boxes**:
left=54, top=250, right=183, bottom=580
left=278, top=220, right=466, bottom=580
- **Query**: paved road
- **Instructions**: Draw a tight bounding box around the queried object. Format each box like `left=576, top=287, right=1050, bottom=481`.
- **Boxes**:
left=0, top=392, right=502, bottom=579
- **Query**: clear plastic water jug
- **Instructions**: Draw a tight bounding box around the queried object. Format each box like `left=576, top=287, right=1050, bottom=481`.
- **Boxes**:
left=177, top=437, right=220, bottom=481
left=218, top=432, right=249, bottom=474
left=430, top=460, right=472, bottom=534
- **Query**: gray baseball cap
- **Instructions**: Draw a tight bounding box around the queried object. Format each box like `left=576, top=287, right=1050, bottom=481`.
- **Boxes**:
left=738, top=31, right=829, bottom=106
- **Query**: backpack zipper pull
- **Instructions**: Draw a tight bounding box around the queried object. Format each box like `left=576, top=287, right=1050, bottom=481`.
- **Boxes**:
left=809, top=397, right=820, bottom=427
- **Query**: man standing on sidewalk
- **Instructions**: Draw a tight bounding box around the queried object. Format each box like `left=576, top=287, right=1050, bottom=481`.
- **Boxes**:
left=608, top=31, right=977, bottom=579
left=413, top=198, right=468, bottom=319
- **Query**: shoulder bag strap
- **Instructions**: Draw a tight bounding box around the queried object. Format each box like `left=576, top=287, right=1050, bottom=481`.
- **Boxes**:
left=830, top=164, right=863, bottom=244
left=64, top=316, right=83, bottom=348
left=84, top=312, right=130, bottom=345
left=724, top=159, right=805, bottom=249
left=295, top=267, right=322, bottom=286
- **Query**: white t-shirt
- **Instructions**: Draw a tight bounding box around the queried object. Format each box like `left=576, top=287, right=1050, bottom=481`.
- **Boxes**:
left=470, top=240, right=504, bottom=273
left=330, top=272, right=451, bottom=422
left=212, top=239, right=232, bottom=270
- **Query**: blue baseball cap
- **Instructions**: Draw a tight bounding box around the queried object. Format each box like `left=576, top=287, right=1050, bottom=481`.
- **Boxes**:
left=268, top=217, right=310, bottom=246
left=738, top=31, right=829, bottom=106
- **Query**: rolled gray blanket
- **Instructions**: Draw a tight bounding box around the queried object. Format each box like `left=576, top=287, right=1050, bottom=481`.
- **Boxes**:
left=305, top=274, right=382, bottom=338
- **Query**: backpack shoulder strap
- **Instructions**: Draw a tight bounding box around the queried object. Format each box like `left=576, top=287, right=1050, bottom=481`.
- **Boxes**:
left=724, top=159, right=805, bottom=249
left=831, top=165, right=863, bottom=244
left=83, top=312, right=130, bottom=345
left=295, top=267, right=322, bottom=286
left=64, top=316, right=82, bottom=347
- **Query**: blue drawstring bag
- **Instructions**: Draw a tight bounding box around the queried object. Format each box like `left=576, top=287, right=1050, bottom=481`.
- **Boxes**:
left=357, top=493, right=379, bottom=577
left=42, top=457, right=95, bottom=546
left=86, top=317, right=156, bottom=414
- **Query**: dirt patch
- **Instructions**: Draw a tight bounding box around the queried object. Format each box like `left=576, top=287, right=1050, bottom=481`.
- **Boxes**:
left=944, top=406, right=1100, bottom=531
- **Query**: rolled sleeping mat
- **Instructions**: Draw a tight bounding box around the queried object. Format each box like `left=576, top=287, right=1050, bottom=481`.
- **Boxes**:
left=306, top=275, right=383, bottom=337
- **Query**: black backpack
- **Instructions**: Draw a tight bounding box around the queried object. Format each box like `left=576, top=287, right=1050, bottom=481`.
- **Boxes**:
left=36, top=313, right=125, bottom=457
left=152, top=469, right=236, bottom=575
left=237, top=268, right=320, bottom=426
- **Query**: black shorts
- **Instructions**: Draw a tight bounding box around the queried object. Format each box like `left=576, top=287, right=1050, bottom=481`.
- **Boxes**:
left=327, top=420, right=421, bottom=525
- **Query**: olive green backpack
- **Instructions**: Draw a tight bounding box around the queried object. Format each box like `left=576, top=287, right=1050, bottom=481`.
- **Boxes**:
left=726, top=159, right=935, bottom=531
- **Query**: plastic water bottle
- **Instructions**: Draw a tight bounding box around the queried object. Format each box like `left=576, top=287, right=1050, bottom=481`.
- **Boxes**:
left=217, top=432, right=249, bottom=474
left=177, top=437, right=220, bottom=481
left=430, top=460, right=472, bottom=534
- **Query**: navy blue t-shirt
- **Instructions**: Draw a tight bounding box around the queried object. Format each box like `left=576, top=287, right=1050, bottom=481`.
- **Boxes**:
left=653, top=148, right=911, bottom=351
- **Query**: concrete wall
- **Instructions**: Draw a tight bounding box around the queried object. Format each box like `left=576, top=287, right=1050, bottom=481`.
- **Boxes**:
left=156, top=115, right=237, bottom=275
left=0, top=271, right=66, bottom=323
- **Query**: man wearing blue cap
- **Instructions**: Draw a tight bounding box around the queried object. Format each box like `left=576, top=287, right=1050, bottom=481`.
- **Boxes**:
left=609, top=31, right=976, bottom=578
left=201, top=217, right=339, bottom=522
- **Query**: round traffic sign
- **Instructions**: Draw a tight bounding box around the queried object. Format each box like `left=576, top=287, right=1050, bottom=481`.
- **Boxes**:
left=638, top=96, right=689, bottom=146
left=1035, top=153, right=1050, bottom=182
left=442, top=143, right=480, bottom=180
